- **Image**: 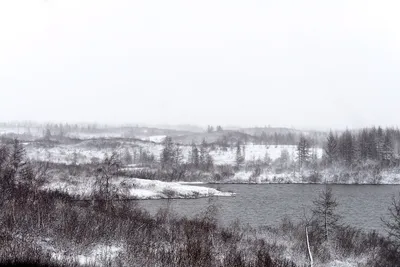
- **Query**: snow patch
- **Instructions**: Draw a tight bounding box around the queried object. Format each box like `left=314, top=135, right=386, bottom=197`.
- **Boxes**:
left=42, top=176, right=234, bottom=199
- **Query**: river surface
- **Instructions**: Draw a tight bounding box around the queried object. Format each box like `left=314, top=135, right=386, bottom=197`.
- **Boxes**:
left=137, top=184, right=400, bottom=233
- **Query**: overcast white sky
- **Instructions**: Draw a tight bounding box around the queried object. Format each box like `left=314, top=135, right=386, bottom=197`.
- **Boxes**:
left=1, top=0, right=400, bottom=129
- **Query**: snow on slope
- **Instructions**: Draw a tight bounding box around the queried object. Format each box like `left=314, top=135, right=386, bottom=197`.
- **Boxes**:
left=136, top=135, right=167, bottom=143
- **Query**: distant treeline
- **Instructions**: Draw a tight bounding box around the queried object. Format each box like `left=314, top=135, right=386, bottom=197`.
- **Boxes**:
left=324, top=127, right=400, bottom=167
left=256, top=131, right=327, bottom=146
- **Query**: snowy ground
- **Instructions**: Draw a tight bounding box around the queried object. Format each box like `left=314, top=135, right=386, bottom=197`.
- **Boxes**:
left=25, top=140, right=400, bottom=185
left=37, top=237, right=123, bottom=267
left=25, top=141, right=323, bottom=166
left=251, top=229, right=368, bottom=267
left=42, top=176, right=234, bottom=199
left=24, top=140, right=163, bottom=165
left=218, top=167, right=400, bottom=185
left=211, top=144, right=322, bottom=165
left=136, top=135, right=166, bottom=143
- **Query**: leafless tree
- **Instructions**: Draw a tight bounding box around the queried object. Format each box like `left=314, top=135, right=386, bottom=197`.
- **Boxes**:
left=93, top=152, right=121, bottom=210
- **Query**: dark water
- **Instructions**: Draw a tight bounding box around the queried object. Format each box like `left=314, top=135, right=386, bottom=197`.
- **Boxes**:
left=137, top=184, right=400, bottom=233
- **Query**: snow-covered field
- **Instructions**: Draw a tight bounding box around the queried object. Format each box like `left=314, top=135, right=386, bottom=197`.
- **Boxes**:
left=25, top=141, right=323, bottom=166
left=211, top=144, right=322, bottom=165
left=42, top=176, right=234, bottom=199
left=24, top=140, right=165, bottom=165
left=21, top=140, right=400, bottom=185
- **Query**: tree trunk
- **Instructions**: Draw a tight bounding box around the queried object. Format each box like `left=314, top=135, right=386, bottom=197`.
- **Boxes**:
left=305, top=226, right=313, bottom=267
left=325, top=209, right=328, bottom=241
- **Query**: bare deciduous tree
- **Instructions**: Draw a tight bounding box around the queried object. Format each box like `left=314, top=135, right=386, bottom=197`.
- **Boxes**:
left=93, top=152, right=121, bottom=210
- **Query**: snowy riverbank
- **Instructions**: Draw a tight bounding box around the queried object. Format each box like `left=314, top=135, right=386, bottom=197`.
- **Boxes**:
left=213, top=167, right=400, bottom=185
left=42, top=176, right=234, bottom=200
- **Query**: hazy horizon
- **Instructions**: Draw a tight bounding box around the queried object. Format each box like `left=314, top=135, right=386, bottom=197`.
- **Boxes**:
left=2, top=120, right=400, bottom=133
left=1, top=0, right=400, bottom=129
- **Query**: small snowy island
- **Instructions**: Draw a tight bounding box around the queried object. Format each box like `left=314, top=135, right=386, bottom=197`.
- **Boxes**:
left=43, top=176, right=234, bottom=200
